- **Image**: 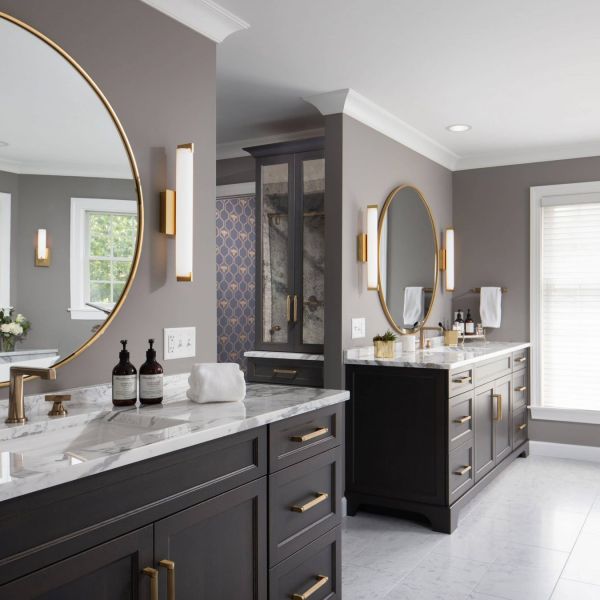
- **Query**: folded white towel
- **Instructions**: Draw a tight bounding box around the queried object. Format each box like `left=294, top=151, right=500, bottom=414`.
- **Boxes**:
left=403, top=287, right=424, bottom=327
left=187, top=363, right=246, bottom=403
left=480, top=287, right=502, bottom=328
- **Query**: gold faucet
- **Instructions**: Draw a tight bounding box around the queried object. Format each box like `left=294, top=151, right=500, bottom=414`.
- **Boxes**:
left=419, top=326, right=443, bottom=350
left=6, top=366, right=57, bottom=424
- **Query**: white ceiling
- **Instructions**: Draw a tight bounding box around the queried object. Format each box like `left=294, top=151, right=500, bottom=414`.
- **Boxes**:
left=214, top=0, right=600, bottom=169
left=0, top=18, right=132, bottom=179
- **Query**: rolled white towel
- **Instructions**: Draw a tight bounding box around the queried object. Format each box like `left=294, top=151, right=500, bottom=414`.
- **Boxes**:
left=187, top=363, right=246, bottom=403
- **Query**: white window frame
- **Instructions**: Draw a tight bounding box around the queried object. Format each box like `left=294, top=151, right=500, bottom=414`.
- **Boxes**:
left=530, top=180, right=600, bottom=425
left=69, top=197, right=137, bottom=320
left=0, top=193, right=10, bottom=308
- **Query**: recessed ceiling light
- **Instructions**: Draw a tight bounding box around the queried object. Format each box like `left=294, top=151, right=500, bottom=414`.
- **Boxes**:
left=446, top=124, right=471, bottom=133
left=0, top=141, right=8, bottom=147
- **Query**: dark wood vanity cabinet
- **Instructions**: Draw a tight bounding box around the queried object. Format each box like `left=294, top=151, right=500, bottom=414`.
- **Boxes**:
left=0, top=404, right=344, bottom=600
left=346, top=349, right=529, bottom=533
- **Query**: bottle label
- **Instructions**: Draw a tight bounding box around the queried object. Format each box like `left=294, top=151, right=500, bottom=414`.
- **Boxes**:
left=140, top=374, right=163, bottom=399
left=466, top=322, right=475, bottom=334
left=113, top=375, right=137, bottom=400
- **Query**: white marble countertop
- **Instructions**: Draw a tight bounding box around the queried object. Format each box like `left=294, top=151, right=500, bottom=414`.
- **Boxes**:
left=245, top=350, right=324, bottom=361
left=0, top=373, right=348, bottom=502
left=344, top=341, right=530, bottom=370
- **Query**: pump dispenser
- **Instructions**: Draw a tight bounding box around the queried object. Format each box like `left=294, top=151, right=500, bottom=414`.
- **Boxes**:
left=139, top=339, right=164, bottom=405
left=112, top=340, right=137, bottom=406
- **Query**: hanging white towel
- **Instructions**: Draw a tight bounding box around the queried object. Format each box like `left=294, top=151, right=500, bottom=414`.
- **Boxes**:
left=403, top=287, right=424, bottom=327
left=480, top=287, right=502, bottom=328
left=187, top=363, right=246, bottom=403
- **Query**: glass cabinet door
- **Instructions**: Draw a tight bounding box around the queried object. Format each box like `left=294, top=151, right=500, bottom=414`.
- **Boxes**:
left=260, top=160, right=291, bottom=345
left=299, top=156, right=325, bottom=347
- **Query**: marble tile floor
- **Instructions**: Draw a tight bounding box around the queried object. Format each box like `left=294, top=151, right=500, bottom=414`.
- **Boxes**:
left=342, top=456, right=600, bottom=600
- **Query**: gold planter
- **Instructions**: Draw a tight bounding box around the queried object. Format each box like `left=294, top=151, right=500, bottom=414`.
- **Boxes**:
left=374, top=340, right=395, bottom=359
left=444, top=330, right=459, bottom=347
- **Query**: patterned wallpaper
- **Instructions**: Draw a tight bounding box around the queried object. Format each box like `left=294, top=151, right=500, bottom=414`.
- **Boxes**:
left=216, top=195, right=256, bottom=373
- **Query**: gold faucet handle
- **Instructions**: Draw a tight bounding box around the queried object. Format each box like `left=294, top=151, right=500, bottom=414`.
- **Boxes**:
left=45, top=394, right=71, bottom=416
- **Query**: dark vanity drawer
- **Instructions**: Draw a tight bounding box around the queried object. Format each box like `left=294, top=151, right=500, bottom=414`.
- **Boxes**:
left=449, top=367, right=474, bottom=397
left=247, top=358, right=324, bottom=387
left=269, top=404, right=343, bottom=472
left=512, top=369, right=529, bottom=411
left=474, top=356, right=512, bottom=387
left=269, top=446, right=342, bottom=566
left=449, top=442, right=475, bottom=504
left=449, top=390, right=474, bottom=451
left=269, top=526, right=341, bottom=600
left=513, top=408, right=528, bottom=448
left=512, top=348, right=529, bottom=372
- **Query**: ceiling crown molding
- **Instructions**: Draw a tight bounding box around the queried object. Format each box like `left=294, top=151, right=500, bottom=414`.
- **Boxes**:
left=139, top=0, right=249, bottom=43
left=304, top=88, right=459, bottom=171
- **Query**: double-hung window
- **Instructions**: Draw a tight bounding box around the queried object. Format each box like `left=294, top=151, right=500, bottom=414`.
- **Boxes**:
left=69, top=197, right=137, bottom=320
left=530, top=182, right=600, bottom=424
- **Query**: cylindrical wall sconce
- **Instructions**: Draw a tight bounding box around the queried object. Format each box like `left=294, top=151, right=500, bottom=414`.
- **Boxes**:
left=35, top=228, right=50, bottom=267
left=440, top=228, right=455, bottom=291
left=357, top=205, right=379, bottom=291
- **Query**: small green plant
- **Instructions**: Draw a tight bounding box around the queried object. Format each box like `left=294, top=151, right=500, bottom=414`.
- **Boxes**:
left=373, top=330, right=398, bottom=342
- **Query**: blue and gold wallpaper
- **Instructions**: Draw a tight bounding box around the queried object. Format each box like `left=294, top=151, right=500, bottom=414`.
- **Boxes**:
left=216, top=195, right=256, bottom=372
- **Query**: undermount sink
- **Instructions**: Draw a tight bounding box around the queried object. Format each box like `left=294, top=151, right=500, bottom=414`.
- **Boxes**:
left=0, top=411, right=191, bottom=480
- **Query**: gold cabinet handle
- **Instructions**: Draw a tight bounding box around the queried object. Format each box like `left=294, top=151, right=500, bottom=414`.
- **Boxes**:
left=291, top=492, right=329, bottom=513
left=291, top=575, right=329, bottom=600
left=286, top=295, right=291, bottom=322
left=516, top=386, right=527, bottom=392
left=516, top=357, right=527, bottom=363
left=518, top=423, right=528, bottom=431
left=290, top=427, right=329, bottom=443
left=453, top=376, right=472, bottom=384
left=492, top=393, right=503, bottom=421
left=293, top=294, right=298, bottom=322
left=453, top=465, right=472, bottom=476
left=273, top=368, right=298, bottom=376
left=453, top=415, right=472, bottom=424
left=159, top=560, right=176, bottom=600
left=143, top=567, right=159, bottom=600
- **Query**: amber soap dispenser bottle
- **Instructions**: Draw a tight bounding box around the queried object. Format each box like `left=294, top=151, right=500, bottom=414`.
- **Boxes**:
left=139, top=339, right=164, bottom=405
left=112, top=340, right=137, bottom=407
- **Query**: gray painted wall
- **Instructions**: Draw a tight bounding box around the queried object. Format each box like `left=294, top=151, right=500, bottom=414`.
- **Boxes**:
left=216, top=156, right=255, bottom=186
left=453, top=155, right=600, bottom=446
left=0, top=0, right=216, bottom=397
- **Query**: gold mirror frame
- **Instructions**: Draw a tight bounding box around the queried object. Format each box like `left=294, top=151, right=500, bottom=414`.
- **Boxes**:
left=0, top=11, right=144, bottom=388
left=377, top=184, right=438, bottom=335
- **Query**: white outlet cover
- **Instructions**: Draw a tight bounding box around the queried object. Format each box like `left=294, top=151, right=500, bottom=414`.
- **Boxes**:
left=351, top=318, right=366, bottom=339
left=164, top=327, right=196, bottom=360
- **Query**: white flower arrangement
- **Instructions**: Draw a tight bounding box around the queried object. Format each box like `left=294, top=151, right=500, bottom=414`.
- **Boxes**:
left=0, top=307, right=30, bottom=352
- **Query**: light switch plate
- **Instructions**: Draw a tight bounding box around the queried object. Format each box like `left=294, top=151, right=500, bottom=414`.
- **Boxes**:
left=164, top=327, right=196, bottom=360
left=351, top=318, right=366, bottom=339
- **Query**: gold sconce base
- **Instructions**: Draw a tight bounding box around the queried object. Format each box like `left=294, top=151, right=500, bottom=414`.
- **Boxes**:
left=439, top=248, right=447, bottom=271
left=357, top=233, right=367, bottom=262
left=34, top=248, right=51, bottom=267
left=177, top=273, right=193, bottom=282
left=161, top=190, right=176, bottom=235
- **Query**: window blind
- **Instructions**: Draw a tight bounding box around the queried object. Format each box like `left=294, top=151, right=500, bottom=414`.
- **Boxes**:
left=541, top=202, right=600, bottom=410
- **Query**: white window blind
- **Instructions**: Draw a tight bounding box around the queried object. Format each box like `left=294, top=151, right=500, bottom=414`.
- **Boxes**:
left=541, top=201, right=600, bottom=410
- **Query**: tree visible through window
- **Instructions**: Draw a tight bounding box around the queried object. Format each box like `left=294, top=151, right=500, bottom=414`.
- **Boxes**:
left=87, top=212, right=136, bottom=305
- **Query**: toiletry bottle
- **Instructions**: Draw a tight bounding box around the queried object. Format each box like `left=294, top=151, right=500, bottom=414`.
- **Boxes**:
left=456, top=309, right=465, bottom=335
left=139, top=339, right=164, bottom=405
left=112, top=340, right=137, bottom=407
left=465, top=309, right=475, bottom=335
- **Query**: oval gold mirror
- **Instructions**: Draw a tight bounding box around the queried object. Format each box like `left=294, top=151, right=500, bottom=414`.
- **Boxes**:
left=0, top=12, right=143, bottom=385
left=377, top=185, right=438, bottom=334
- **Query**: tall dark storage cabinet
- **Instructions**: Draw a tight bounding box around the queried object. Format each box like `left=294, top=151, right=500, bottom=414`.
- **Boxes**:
left=245, top=139, right=325, bottom=356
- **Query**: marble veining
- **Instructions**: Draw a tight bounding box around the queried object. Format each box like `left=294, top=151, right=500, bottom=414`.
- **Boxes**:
left=245, top=350, right=324, bottom=361
left=344, top=341, right=530, bottom=370
left=0, top=373, right=348, bottom=502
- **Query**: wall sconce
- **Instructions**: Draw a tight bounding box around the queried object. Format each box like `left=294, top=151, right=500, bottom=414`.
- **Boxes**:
left=35, top=228, right=50, bottom=267
left=357, top=205, right=379, bottom=291
left=439, top=228, right=455, bottom=291
left=160, top=143, right=194, bottom=282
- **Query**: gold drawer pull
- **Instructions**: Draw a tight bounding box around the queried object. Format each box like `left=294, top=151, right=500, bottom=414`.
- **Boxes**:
left=453, top=465, right=472, bottom=476
left=291, top=575, right=329, bottom=600
left=273, top=368, right=298, bottom=376
left=518, top=423, right=528, bottom=431
left=159, top=560, right=176, bottom=600
left=516, top=386, right=527, bottom=392
left=290, top=427, right=329, bottom=443
left=453, top=415, right=472, bottom=424
left=516, top=357, right=527, bottom=363
left=493, top=393, right=503, bottom=421
left=291, top=492, right=329, bottom=513
left=293, top=294, right=299, bottom=323
left=143, top=567, right=159, bottom=600
left=453, top=376, right=472, bottom=384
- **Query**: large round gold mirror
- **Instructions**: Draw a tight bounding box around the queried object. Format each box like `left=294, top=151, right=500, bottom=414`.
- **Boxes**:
left=377, top=185, right=438, bottom=334
left=0, top=12, right=143, bottom=385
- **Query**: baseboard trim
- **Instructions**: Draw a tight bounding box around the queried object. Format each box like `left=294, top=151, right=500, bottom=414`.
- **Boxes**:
left=530, top=440, right=600, bottom=463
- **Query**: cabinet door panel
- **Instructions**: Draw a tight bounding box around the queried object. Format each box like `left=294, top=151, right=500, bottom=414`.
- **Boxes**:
left=0, top=526, right=152, bottom=600
left=155, top=478, right=267, bottom=600
left=474, top=383, right=495, bottom=482
left=494, top=375, right=512, bottom=463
